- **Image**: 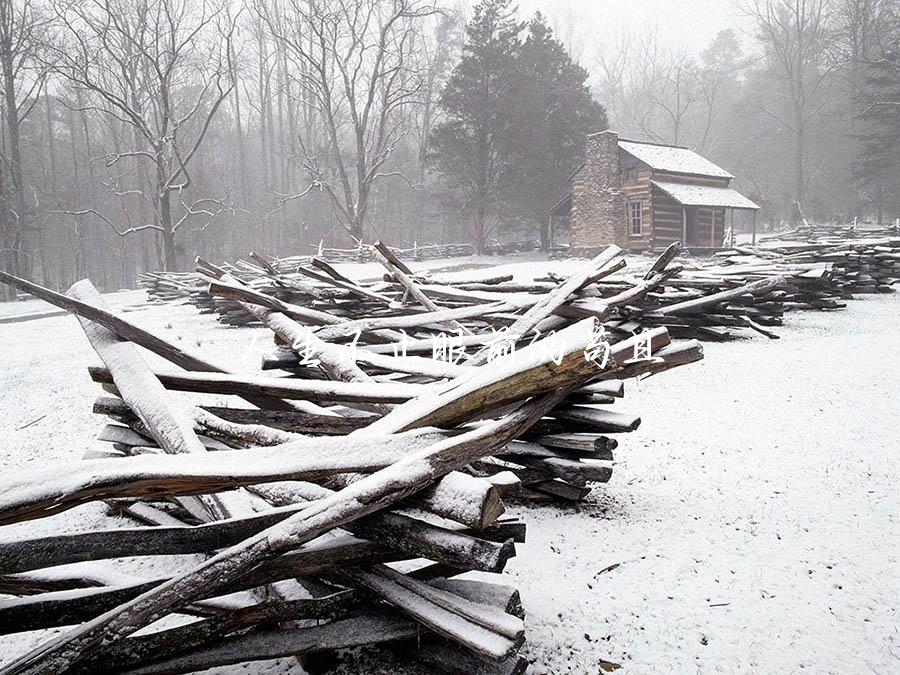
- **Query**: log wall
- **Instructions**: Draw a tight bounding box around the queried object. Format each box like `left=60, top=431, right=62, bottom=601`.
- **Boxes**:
left=620, top=154, right=653, bottom=251
left=649, top=174, right=730, bottom=250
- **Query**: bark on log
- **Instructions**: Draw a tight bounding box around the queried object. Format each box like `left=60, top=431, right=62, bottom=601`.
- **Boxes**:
left=345, top=564, right=523, bottom=660
left=71, top=592, right=356, bottom=674
left=94, top=396, right=371, bottom=437
left=467, top=245, right=621, bottom=364
left=0, top=498, right=513, bottom=578
left=362, top=317, right=604, bottom=433
left=550, top=408, right=641, bottom=433
left=1, top=386, right=584, bottom=674
left=88, top=366, right=425, bottom=403
left=87, top=578, right=521, bottom=675
left=0, top=536, right=388, bottom=633
left=0, top=271, right=292, bottom=411
left=0, top=428, right=448, bottom=525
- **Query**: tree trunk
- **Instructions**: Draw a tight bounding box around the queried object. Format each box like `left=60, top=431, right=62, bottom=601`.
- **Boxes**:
left=76, top=90, right=101, bottom=284
left=1, top=42, right=25, bottom=282
left=0, top=171, right=14, bottom=300
left=793, top=102, right=805, bottom=224
left=876, top=180, right=884, bottom=225
left=349, top=215, right=364, bottom=242
left=256, top=24, right=270, bottom=192
left=473, top=202, right=486, bottom=255
left=539, top=217, right=550, bottom=252
left=232, top=79, right=249, bottom=206
left=160, top=191, right=177, bottom=272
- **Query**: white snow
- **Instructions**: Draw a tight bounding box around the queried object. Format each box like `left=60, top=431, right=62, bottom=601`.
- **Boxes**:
left=619, top=140, right=734, bottom=178
left=651, top=180, right=760, bottom=210
left=1, top=264, right=898, bottom=673
left=505, top=293, right=900, bottom=674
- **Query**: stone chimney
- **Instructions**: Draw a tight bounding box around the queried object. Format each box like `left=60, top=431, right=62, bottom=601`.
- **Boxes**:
left=570, top=130, right=625, bottom=254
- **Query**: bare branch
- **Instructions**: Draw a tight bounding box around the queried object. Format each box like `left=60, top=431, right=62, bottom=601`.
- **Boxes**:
left=53, top=208, right=163, bottom=236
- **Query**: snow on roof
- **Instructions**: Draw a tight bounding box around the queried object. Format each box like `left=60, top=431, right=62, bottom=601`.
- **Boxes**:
left=651, top=180, right=760, bottom=210
left=620, top=140, right=734, bottom=178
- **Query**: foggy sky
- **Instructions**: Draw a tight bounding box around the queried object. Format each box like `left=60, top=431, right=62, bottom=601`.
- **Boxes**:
left=469, top=0, right=752, bottom=62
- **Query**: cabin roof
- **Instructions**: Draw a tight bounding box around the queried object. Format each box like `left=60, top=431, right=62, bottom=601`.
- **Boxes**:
left=651, top=180, right=759, bottom=210
left=619, top=140, right=734, bottom=179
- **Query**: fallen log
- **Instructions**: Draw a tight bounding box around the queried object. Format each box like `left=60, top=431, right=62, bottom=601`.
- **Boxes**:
left=651, top=275, right=790, bottom=316
left=0, top=428, right=450, bottom=525
left=345, top=564, right=524, bottom=660
left=1, top=384, right=584, bottom=674
left=88, top=579, right=522, bottom=675
left=94, top=396, right=371, bottom=437
left=362, top=317, right=604, bottom=433
left=0, top=499, right=514, bottom=576
left=71, top=592, right=357, bottom=674
left=373, top=241, right=472, bottom=336
left=0, top=271, right=293, bottom=411
left=88, top=366, right=425, bottom=403
left=467, top=245, right=622, bottom=363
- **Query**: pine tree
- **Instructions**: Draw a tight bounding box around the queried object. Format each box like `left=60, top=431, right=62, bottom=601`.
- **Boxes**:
left=510, top=13, right=607, bottom=246
left=854, top=39, right=900, bottom=224
left=431, top=5, right=607, bottom=252
left=430, top=0, right=521, bottom=254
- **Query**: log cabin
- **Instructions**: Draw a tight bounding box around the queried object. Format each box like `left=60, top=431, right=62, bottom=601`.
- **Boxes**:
left=546, top=130, right=759, bottom=255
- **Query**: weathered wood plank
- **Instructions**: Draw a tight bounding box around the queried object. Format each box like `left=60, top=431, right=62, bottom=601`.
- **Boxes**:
left=1, top=385, right=584, bottom=674
left=0, top=272, right=292, bottom=411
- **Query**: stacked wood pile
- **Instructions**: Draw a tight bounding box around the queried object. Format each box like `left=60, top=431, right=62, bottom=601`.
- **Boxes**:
left=361, top=241, right=793, bottom=342
left=758, top=221, right=899, bottom=242
left=307, top=240, right=542, bottom=263
left=604, top=273, right=791, bottom=341
left=139, top=255, right=363, bottom=327
left=0, top=262, right=702, bottom=674
left=195, top=244, right=703, bottom=499
left=139, top=241, right=800, bottom=341
left=711, top=237, right=900, bottom=298
left=626, top=252, right=843, bottom=336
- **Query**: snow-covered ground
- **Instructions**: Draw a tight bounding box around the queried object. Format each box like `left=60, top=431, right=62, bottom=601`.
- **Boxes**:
left=509, top=293, right=900, bottom=674
left=0, top=265, right=897, bottom=674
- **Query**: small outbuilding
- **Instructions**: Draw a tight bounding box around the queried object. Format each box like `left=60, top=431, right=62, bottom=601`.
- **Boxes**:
left=546, top=130, right=759, bottom=254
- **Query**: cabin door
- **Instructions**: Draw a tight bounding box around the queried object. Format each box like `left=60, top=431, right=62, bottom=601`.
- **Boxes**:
left=684, top=207, right=699, bottom=245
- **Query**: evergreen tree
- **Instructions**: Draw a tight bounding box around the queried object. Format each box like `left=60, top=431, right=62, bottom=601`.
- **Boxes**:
left=854, top=38, right=900, bottom=224
left=432, top=3, right=607, bottom=252
left=430, top=0, right=521, bottom=254
left=510, top=13, right=607, bottom=246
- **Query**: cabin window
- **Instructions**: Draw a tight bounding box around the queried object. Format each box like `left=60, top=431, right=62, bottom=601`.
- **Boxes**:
left=625, top=168, right=638, bottom=184
left=628, top=200, right=643, bottom=236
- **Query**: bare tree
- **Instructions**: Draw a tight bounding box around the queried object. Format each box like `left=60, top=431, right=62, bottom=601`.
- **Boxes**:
left=741, top=0, right=833, bottom=218
left=593, top=28, right=633, bottom=132
left=831, top=0, right=897, bottom=72
left=410, top=11, right=461, bottom=179
left=547, top=0, right=587, bottom=65
left=595, top=25, right=697, bottom=145
left=648, top=52, right=698, bottom=146
left=51, top=0, right=237, bottom=270
left=0, top=0, right=49, bottom=290
left=695, top=29, right=744, bottom=153
left=259, top=0, right=439, bottom=242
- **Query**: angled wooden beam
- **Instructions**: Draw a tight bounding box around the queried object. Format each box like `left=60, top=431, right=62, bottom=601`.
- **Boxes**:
left=1, top=384, right=586, bottom=674
left=0, top=271, right=292, bottom=411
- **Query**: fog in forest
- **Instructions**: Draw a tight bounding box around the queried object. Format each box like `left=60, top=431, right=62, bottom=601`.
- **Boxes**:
left=1, top=0, right=898, bottom=292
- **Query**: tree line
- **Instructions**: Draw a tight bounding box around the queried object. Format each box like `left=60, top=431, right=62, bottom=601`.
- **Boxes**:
left=0, top=0, right=898, bottom=294
left=595, top=0, right=900, bottom=228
